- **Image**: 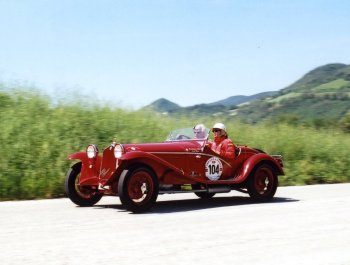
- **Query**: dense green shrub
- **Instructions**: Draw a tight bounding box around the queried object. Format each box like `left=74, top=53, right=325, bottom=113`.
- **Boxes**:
left=226, top=121, right=350, bottom=185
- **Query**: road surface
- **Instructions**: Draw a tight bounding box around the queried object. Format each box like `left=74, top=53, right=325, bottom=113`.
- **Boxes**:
left=1, top=183, right=350, bottom=265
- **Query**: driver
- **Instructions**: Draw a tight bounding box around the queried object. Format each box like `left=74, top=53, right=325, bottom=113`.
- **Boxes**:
left=209, top=122, right=236, bottom=160
left=193, top=124, right=207, bottom=139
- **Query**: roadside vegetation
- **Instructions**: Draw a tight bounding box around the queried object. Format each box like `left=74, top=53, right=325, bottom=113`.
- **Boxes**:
left=1, top=89, right=349, bottom=200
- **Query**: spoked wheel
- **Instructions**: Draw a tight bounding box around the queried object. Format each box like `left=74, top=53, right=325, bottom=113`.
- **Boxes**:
left=247, top=163, right=278, bottom=202
left=118, top=167, right=159, bottom=213
left=65, top=162, right=103, bottom=206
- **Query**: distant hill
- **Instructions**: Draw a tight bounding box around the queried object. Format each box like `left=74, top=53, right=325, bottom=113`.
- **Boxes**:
left=142, top=63, right=350, bottom=125
left=236, top=63, right=350, bottom=123
left=143, top=98, right=180, bottom=113
left=209, top=92, right=278, bottom=107
left=282, top=63, right=350, bottom=93
left=143, top=91, right=277, bottom=115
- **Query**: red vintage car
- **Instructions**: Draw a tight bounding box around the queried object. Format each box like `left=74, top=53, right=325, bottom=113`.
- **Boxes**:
left=65, top=127, right=284, bottom=212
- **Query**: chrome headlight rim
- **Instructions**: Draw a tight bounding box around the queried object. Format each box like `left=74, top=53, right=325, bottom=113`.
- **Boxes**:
left=114, top=144, right=124, bottom=158
left=86, top=144, right=98, bottom=159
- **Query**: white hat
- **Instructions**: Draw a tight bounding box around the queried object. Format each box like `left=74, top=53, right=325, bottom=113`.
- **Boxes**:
left=212, top=122, right=226, bottom=132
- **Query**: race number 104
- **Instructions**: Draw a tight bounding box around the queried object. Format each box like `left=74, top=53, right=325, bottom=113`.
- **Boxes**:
left=205, top=157, right=223, bottom=181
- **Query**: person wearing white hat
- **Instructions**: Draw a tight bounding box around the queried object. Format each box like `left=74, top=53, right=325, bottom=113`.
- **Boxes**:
left=210, top=122, right=235, bottom=160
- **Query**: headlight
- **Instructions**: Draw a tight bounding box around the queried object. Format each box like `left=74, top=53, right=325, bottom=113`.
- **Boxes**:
left=114, top=144, right=124, bottom=158
left=86, top=144, right=98, bottom=159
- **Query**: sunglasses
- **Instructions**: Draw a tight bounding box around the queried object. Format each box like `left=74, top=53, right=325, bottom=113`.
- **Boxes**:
left=212, top=129, right=221, bottom=133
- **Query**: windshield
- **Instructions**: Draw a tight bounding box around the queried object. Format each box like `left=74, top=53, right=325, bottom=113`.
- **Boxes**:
left=166, top=127, right=210, bottom=141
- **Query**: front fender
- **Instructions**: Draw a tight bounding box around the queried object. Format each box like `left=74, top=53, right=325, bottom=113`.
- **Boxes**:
left=120, top=151, right=185, bottom=177
left=67, top=152, right=101, bottom=186
left=234, top=153, right=284, bottom=183
left=67, top=152, right=89, bottom=163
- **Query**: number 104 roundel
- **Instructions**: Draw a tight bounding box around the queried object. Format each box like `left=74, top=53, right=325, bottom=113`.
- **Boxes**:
left=205, top=157, right=223, bottom=180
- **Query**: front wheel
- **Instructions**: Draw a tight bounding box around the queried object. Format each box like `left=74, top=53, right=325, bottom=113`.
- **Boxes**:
left=118, top=167, right=159, bottom=213
left=247, top=163, right=278, bottom=202
left=65, top=162, right=103, bottom=206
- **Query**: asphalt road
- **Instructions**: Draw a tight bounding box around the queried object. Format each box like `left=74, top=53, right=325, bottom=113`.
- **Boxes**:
left=1, top=183, right=350, bottom=265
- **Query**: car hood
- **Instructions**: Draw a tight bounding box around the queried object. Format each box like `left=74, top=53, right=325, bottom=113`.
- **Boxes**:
left=120, top=140, right=206, bottom=153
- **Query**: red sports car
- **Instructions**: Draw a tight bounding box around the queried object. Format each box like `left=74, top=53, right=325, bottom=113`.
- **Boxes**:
left=65, top=127, right=284, bottom=212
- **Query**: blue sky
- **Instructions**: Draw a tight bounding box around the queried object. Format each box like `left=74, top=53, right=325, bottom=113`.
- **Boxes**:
left=0, top=0, right=349, bottom=109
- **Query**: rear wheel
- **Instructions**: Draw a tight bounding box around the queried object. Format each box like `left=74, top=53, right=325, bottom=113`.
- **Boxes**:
left=247, top=163, right=278, bottom=202
left=65, top=162, right=103, bottom=206
left=118, top=167, right=159, bottom=213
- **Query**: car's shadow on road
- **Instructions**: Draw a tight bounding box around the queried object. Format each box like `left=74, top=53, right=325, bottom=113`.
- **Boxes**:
left=94, top=196, right=299, bottom=214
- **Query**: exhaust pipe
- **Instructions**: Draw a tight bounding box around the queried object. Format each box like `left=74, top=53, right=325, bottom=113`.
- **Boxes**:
left=207, top=185, right=231, bottom=193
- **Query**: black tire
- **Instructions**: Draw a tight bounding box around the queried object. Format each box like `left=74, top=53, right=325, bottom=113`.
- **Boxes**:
left=194, top=192, right=216, bottom=199
left=118, top=167, right=159, bottom=213
left=247, top=163, right=278, bottom=202
left=64, top=162, right=103, bottom=206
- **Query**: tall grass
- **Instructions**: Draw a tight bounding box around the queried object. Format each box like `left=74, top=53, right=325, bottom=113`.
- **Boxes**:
left=1, top=89, right=349, bottom=200
left=0, top=89, right=195, bottom=199
left=226, top=121, right=350, bottom=185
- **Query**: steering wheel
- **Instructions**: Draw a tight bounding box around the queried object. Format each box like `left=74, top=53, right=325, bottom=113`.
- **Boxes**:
left=175, top=134, right=191, bottom=140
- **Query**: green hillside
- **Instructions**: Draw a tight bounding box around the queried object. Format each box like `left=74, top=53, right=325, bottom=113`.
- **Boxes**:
left=143, top=98, right=180, bottom=113
left=282, top=63, right=350, bottom=93
left=235, top=63, right=350, bottom=126
left=143, top=92, right=278, bottom=115
left=143, top=63, right=350, bottom=131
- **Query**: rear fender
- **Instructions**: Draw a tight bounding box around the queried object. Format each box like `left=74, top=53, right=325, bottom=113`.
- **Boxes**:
left=234, top=153, right=284, bottom=183
left=67, top=152, right=101, bottom=186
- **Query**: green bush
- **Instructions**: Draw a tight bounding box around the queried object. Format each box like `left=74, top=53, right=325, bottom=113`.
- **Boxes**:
left=226, top=121, right=350, bottom=185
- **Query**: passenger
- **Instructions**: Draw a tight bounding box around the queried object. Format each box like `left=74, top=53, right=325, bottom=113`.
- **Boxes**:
left=193, top=124, right=207, bottom=139
left=209, top=122, right=236, bottom=159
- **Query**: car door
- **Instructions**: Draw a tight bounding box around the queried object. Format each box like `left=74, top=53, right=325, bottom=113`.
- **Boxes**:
left=186, top=145, right=233, bottom=181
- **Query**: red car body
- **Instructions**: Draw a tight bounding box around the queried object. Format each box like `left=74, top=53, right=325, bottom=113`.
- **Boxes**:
left=65, top=128, right=284, bottom=212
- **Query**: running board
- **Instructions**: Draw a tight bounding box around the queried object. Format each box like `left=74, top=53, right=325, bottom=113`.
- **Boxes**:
left=159, top=185, right=232, bottom=194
